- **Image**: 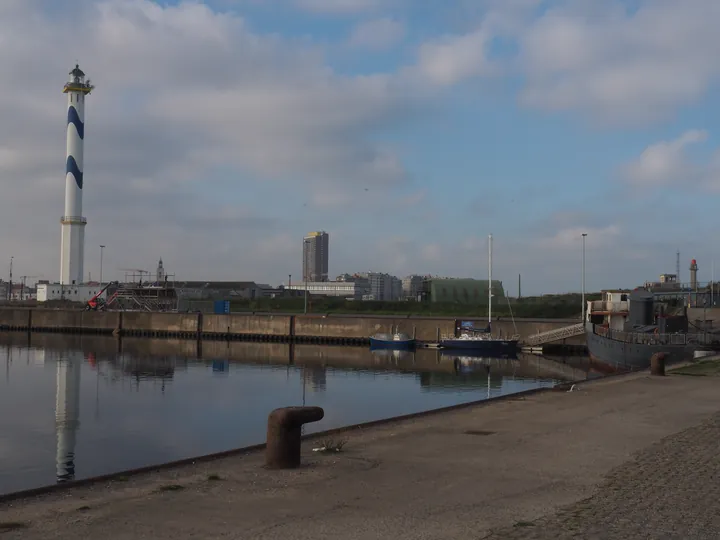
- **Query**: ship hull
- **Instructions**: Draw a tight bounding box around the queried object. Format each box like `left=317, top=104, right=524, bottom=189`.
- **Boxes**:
left=585, top=323, right=696, bottom=372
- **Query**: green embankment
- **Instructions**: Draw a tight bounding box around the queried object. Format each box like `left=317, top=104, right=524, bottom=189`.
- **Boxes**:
left=671, top=359, right=720, bottom=377
left=228, top=293, right=601, bottom=318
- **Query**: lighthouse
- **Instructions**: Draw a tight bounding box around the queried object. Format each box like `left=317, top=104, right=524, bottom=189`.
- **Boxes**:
left=60, top=64, right=94, bottom=285
left=690, top=259, right=699, bottom=291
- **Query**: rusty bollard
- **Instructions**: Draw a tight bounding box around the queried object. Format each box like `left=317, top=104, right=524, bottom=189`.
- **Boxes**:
left=266, top=406, right=324, bottom=469
left=650, top=352, right=666, bottom=376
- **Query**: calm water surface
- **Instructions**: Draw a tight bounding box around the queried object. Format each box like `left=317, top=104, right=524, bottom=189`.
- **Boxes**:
left=0, top=334, right=597, bottom=495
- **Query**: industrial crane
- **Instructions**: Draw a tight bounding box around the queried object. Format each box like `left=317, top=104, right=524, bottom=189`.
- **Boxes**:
left=85, top=281, right=119, bottom=311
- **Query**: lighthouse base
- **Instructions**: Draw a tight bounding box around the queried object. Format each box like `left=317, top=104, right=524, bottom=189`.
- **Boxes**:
left=60, top=216, right=87, bottom=285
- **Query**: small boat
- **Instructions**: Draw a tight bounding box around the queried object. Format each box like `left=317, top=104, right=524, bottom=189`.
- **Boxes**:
left=440, top=332, right=519, bottom=355
left=440, top=234, right=519, bottom=355
left=369, top=332, right=416, bottom=350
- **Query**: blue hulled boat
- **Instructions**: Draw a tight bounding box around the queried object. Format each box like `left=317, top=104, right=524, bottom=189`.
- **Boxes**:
left=369, top=332, right=416, bottom=350
left=440, top=234, right=519, bottom=356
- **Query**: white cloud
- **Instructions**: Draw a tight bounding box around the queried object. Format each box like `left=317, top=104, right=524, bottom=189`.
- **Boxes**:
left=538, top=225, right=621, bottom=250
left=516, top=0, right=720, bottom=123
left=295, top=0, right=384, bottom=15
left=622, top=130, right=709, bottom=187
left=349, top=17, right=405, bottom=50
left=401, top=0, right=720, bottom=124
left=415, top=29, right=494, bottom=87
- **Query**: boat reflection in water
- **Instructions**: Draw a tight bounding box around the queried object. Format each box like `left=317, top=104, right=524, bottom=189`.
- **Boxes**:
left=423, top=350, right=597, bottom=393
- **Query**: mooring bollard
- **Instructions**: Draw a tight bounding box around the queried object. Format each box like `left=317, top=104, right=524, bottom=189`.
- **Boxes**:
left=266, top=406, right=324, bottom=469
left=650, top=352, right=666, bottom=376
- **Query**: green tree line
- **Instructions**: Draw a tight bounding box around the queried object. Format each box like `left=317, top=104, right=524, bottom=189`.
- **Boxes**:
left=227, top=293, right=601, bottom=319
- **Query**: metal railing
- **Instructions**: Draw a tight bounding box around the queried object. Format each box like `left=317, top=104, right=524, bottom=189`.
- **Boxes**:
left=594, top=325, right=720, bottom=346
left=60, top=215, right=87, bottom=224
left=520, top=323, right=585, bottom=346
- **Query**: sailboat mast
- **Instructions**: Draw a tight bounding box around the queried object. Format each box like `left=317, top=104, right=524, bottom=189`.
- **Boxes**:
left=488, top=234, right=492, bottom=325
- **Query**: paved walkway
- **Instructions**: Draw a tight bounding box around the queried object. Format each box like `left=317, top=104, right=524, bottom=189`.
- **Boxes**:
left=485, top=412, right=720, bottom=539
left=2, top=372, right=720, bottom=539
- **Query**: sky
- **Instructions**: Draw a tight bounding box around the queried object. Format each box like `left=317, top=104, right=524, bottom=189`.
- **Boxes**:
left=1, top=0, right=719, bottom=295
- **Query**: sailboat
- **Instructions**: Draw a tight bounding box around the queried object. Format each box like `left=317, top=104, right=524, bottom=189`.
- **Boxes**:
left=439, top=234, right=519, bottom=355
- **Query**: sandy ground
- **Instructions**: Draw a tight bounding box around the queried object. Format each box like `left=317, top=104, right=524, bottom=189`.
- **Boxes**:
left=1, top=370, right=719, bottom=539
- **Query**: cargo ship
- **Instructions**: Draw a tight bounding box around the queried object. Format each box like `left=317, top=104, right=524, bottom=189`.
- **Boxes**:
left=585, top=288, right=720, bottom=371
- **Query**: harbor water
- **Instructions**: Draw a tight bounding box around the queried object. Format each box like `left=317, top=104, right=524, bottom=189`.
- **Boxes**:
left=0, top=334, right=598, bottom=496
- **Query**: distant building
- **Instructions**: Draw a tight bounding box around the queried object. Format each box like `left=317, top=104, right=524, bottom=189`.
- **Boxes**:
left=37, top=283, right=104, bottom=303
left=287, top=281, right=365, bottom=299
left=362, top=272, right=400, bottom=301
left=422, top=278, right=505, bottom=304
left=10, top=284, right=36, bottom=301
left=303, top=231, right=329, bottom=282
left=392, top=276, right=402, bottom=301
left=174, top=281, right=266, bottom=300
left=644, top=273, right=682, bottom=291
left=336, top=273, right=370, bottom=292
left=156, top=258, right=165, bottom=282
left=402, top=275, right=425, bottom=300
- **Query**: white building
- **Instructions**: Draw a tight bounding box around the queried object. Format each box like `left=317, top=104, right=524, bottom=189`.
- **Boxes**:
left=287, top=281, right=365, bottom=299
left=37, top=283, right=104, bottom=303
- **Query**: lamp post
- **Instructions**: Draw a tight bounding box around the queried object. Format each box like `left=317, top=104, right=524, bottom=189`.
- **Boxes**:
left=99, top=245, right=105, bottom=285
left=8, top=256, right=13, bottom=301
left=304, top=275, right=308, bottom=314
left=581, top=233, right=587, bottom=322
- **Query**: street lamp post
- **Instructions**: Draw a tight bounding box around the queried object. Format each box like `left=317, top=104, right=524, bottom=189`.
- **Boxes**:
left=8, top=256, right=13, bottom=301
left=712, top=259, right=715, bottom=307
left=304, top=276, right=308, bottom=314
left=581, top=233, right=587, bottom=322
left=99, top=245, right=105, bottom=285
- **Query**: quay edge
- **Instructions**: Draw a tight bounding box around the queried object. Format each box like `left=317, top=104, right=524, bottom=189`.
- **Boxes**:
left=0, top=308, right=585, bottom=347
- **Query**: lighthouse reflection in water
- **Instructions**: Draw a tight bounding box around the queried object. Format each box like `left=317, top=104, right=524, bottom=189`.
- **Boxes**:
left=1, top=339, right=594, bottom=496
left=55, top=353, right=81, bottom=482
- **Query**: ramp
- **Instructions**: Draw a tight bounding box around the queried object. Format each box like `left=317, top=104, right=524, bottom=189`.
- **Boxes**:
left=520, top=323, right=585, bottom=347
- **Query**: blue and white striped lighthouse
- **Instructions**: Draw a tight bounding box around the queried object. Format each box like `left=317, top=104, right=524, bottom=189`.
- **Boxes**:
left=60, top=64, right=94, bottom=285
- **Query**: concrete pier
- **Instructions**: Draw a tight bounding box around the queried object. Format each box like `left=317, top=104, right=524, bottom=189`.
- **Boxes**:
left=1, top=370, right=719, bottom=539
left=0, top=308, right=584, bottom=346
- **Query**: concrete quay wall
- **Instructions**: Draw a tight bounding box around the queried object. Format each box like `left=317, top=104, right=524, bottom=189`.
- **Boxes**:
left=0, top=308, right=583, bottom=345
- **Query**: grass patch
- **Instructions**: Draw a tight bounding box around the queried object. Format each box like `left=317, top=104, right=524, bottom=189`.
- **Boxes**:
left=0, top=521, right=29, bottom=532
left=207, top=474, right=221, bottom=482
left=114, top=475, right=129, bottom=482
left=671, top=359, right=720, bottom=377
left=157, top=484, right=185, bottom=492
left=312, top=437, right=348, bottom=454
left=513, top=521, right=535, bottom=528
